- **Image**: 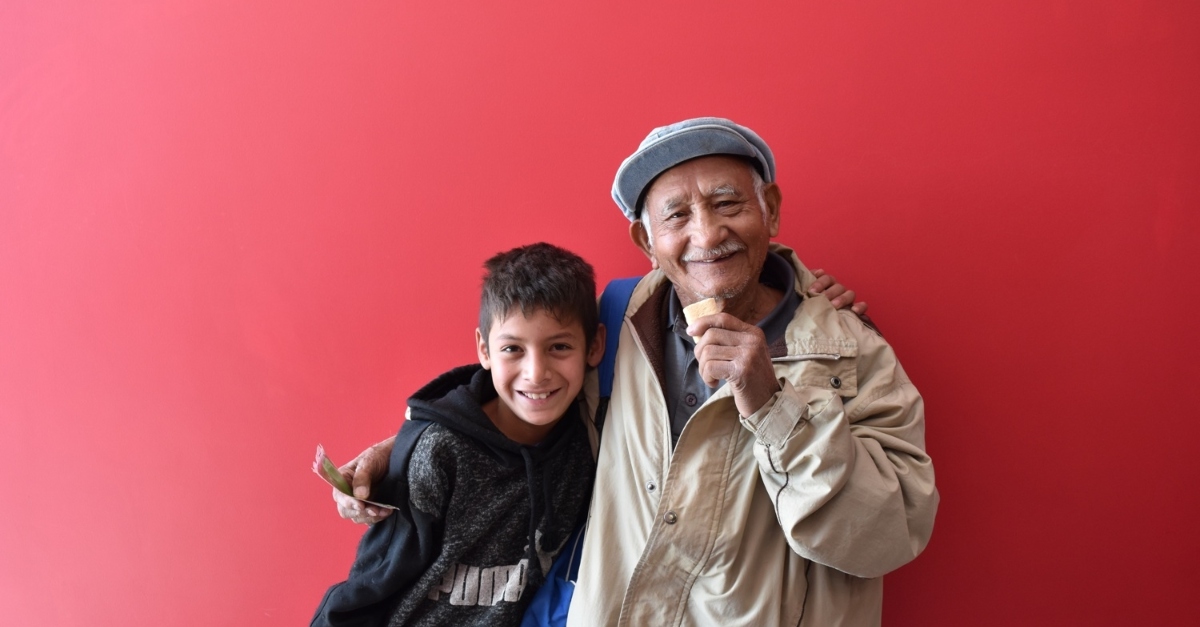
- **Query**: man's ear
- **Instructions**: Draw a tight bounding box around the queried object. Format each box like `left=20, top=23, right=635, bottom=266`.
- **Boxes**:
left=587, top=323, right=607, bottom=368
left=629, top=219, right=657, bottom=268
left=763, top=182, right=782, bottom=238
left=475, top=328, right=492, bottom=369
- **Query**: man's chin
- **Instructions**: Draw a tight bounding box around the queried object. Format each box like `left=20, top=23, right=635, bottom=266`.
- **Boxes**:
left=682, top=279, right=750, bottom=302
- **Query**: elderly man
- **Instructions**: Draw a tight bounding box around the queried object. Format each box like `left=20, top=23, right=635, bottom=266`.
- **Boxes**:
left=334, top=118, right=937, bottom=626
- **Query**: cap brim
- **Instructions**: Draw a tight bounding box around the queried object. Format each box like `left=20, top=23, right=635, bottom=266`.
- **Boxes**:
left=613, top=124, right=767, bottom=221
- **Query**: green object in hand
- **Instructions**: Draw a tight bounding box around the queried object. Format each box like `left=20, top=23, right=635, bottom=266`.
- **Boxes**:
left=321, top=455, right=353, bottom=495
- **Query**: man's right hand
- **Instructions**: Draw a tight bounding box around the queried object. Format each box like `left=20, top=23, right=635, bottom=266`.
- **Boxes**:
left=334, top=436, right=396, bottom=525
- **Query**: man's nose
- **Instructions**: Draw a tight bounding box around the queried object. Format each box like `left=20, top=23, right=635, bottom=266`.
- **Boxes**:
left=688, top=209, right=727, bottom=249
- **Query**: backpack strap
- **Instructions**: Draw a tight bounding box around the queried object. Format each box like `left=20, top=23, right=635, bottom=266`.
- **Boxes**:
left=519, top=277, right=643, bottom=627
left=594, top=276, right=641, bottom=433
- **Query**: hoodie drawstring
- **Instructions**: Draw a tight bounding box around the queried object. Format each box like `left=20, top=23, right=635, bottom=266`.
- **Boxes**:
left=519, top=447, right=542, bottom=577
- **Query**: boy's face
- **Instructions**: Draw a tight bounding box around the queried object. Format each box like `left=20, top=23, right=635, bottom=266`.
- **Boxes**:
left=476, top=308, right=604, bottom=445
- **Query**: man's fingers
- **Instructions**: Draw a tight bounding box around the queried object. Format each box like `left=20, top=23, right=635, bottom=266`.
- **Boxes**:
left=697, top=355, right=737, bottom=388
left=333, top=487, right=392, bottom=525
left=350, top=447, right=387, bottom=500
left=352, top=473, right=372, bottom=500
left=332, top=437, right=398, bottom=525
left=686, top=312, right=756, bottom=339
left=334, top=487, right=362, bottom=518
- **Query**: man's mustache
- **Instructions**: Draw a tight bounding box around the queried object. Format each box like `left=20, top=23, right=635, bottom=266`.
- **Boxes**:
left=681, top=240, right=747, bottom=263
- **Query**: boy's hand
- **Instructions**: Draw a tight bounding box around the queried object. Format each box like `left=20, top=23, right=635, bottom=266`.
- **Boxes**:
left=808, top=269, right=868, bottom=315
left=334, top=436, right=396, bottom=525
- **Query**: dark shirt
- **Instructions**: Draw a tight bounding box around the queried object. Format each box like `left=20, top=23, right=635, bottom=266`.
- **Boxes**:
left=662, top=252, right=802, bottom=444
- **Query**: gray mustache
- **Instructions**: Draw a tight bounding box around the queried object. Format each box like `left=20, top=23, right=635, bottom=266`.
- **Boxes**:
left=682, top=241, right=747, bottom=262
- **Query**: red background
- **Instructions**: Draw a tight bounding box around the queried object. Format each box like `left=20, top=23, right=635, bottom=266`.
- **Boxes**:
left=3, top=1, right=1198, bottom=625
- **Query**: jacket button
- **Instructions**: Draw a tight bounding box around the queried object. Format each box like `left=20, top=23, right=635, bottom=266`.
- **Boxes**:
left=830, top=376, right=842, bottom=389
left=684, top=393, right=698, bottom=407
left=664, top=511, right=678, bottom=524
left=646, top=481, right=657, bottom=493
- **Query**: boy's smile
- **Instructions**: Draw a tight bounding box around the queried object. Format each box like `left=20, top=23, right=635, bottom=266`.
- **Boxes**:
left=476, top=308, right=604, bottom=445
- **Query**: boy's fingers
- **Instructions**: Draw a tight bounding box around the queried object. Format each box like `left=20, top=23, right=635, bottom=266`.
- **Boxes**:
left=829, top=289, right=856, bottom=310
left=807, top=271, right=835, bottom=294
left=852, top=301, right=869, bottom=315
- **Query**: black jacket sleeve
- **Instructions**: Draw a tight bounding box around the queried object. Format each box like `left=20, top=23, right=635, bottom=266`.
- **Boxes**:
left=311, top=420, right=441, bottom=627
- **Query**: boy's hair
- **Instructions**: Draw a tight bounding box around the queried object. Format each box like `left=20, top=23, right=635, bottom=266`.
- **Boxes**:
left=479, top=242, right=599, bottom=349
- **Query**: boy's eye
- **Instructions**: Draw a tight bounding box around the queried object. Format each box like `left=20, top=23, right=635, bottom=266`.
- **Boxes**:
left=550, top=343, right=574, bottom=352
left=499, top=345, right=522, bottom=354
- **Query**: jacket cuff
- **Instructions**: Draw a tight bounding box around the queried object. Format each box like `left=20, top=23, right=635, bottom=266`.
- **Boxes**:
left=739, top=378, right=807, bottom=448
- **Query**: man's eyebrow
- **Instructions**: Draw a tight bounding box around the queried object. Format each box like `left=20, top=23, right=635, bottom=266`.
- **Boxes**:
left=706, top=183, right=741, bottom=197
left=653, top=195, right=686, bottom=215
left=651, top=183, right=742, bottom=216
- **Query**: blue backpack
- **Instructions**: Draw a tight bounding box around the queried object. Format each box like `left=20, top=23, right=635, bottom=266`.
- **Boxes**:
left=520, top=276, right=640, bottom=627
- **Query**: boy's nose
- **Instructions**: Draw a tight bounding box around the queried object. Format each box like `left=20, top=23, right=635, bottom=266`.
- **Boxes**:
left=523, top=354, right=550, bottom=382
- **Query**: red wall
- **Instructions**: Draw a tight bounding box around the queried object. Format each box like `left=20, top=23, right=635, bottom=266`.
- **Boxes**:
left=3, top=1, right=1198, bottom=625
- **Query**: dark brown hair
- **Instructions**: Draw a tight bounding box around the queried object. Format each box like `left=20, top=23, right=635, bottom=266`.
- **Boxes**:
left=478, top=242, right=598, bottom=349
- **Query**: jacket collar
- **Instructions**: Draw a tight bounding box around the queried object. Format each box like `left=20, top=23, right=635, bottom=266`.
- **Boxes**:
left=625, top=243, right=858, bottom=372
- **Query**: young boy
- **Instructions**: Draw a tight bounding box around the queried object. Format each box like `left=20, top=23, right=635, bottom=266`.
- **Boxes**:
left=311, top=242, right=603, bottom=627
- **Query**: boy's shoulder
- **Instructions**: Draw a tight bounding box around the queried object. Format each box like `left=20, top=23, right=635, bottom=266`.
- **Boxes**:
left=406, top=421, right=467, bottom=464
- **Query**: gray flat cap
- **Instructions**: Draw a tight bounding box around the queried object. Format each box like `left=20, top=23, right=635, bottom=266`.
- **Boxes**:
left=611, top=117, right=776, bottom=221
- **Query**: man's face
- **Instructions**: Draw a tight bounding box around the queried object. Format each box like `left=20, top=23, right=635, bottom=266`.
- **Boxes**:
left=475, top=308, right=603, bottom=445
left=632, top=155, right=781, bottom=307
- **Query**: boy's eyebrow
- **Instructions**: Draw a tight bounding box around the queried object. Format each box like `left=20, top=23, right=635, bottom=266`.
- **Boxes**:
left=494, top=330, right=579, bottom=342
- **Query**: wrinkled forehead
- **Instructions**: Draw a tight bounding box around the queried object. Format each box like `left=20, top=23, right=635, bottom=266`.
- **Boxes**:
left=642, top=155, right=760, bottom=210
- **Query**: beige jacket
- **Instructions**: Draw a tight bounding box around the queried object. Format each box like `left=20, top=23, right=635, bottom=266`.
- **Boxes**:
left=569, top=244, right=938, bottom=627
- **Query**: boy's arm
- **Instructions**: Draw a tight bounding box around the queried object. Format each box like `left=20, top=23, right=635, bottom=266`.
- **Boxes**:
left=313, top=423, right=442, bottom=627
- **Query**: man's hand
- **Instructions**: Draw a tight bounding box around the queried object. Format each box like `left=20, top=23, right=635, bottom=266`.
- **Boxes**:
left=688, top=313, right=781, bottom=418
left=809, top=269, right=868, bottom=315
left=334, top=436, right=396, bottom=525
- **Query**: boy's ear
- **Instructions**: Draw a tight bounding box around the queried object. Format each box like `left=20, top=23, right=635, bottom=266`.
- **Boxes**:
left=587, top=323, right=607, bottom=368
left=475, top=328, right=492, bottom=369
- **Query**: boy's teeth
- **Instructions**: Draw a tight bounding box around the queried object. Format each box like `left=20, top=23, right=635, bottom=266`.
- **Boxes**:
left=524, top=392, right=550, bottom=399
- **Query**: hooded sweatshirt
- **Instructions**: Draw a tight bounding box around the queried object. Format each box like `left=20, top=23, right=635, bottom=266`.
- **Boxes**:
left=312, top=364, right=596, bottom=627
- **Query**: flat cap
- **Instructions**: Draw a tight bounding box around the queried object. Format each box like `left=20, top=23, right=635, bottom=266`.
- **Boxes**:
left=611, top=117, right=776, bottom=221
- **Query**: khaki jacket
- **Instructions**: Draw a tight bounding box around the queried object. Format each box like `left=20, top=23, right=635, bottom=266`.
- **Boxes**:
left=569, top=244, right=938, bottom=627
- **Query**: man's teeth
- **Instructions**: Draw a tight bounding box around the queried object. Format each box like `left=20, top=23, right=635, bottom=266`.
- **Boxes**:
left=523, top=391, right=551, bottom=400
